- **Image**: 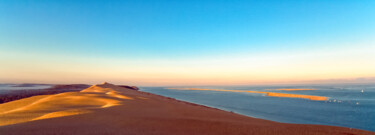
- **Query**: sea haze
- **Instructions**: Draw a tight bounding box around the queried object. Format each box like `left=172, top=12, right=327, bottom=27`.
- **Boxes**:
left=141, top=84, right=375, bottom=131
left=0, top=84, right=52, bottom=94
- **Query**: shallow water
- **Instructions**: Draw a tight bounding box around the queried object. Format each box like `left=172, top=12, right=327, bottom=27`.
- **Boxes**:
left=141, top=84, right=375, bottom=131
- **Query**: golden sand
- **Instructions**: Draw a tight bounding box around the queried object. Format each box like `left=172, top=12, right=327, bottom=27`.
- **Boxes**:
left=0, top=82, right=135, bottom=126
left=265, top=88, right=316, bottom=91
left=0, top=83, right=371, bottom=135
left=167, top=88, right=328, bottom=101
left=264, top=92, right=327, bottom=100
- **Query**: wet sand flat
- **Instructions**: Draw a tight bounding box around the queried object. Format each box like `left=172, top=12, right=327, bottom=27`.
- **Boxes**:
left=265, top=88, right=316, bottom=91
left=168, top=88, right=328, bottom=101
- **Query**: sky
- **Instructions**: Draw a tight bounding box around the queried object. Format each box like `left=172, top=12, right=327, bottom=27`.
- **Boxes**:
left=0, top=0, right=374, bottom=86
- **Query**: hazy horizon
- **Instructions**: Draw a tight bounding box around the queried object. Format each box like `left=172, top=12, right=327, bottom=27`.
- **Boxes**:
left=1, top=78, right=375, bottom=87
left=1, top=0, right=374, bottom=86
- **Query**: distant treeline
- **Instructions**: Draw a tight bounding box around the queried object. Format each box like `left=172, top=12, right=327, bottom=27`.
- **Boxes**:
left=0, top=84, right=90, bottom=104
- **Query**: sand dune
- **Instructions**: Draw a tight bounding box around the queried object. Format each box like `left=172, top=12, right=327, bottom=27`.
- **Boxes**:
left=0, top=83, right=372, bottom=135
left=168, top=88, right=328, bottom=101
left=0, top=82, right=132, bottom=126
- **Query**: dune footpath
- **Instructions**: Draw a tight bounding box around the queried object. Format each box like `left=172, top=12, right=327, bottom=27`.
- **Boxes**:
left=0, top=83, right=373, bottom=135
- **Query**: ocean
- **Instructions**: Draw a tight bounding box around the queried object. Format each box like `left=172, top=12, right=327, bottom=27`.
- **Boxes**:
left=140, top=84, right=375, bottom=131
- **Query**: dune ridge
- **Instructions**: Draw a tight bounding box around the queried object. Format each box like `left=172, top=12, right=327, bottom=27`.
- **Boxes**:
left=0, top=84, right=90, bottom=104
left=0, top=82, right=134, bottom=126
left=167, top=88, right=328, bottom=101
left=0, top=82, right=372, bottom=135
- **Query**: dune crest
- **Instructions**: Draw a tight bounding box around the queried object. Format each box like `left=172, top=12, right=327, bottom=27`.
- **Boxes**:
left=0, top=82, right=136, bottom=126
left=0, top=83, right=371, bottom=135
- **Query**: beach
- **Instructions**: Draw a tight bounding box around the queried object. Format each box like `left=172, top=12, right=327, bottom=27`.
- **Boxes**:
left=0, top=82, right=373, bottom=135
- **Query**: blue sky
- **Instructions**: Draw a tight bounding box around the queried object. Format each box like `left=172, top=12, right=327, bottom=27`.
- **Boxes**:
left=0, top=0, right=374, bottom=85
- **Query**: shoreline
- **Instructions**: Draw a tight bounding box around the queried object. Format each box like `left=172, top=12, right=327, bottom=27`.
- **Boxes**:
left=141, top=88, right=372, bottom=132
left=0, top=83, right=373, bottom=135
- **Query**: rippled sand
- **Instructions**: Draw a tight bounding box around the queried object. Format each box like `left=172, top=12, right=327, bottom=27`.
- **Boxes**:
left=0, top=83, right=134, bottom=126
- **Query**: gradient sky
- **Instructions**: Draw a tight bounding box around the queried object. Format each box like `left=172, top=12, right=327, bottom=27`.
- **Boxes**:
left=0, top=0, right=374, bottom=86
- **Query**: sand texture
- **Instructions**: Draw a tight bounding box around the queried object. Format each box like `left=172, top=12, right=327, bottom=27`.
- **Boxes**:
left=0, top=83, right=373, bottom=135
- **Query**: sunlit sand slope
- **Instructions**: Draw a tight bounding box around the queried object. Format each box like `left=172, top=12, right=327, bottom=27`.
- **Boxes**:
left=0, top=82, right=133, bottom=126
left=0, top=83, right=372, bottom=135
